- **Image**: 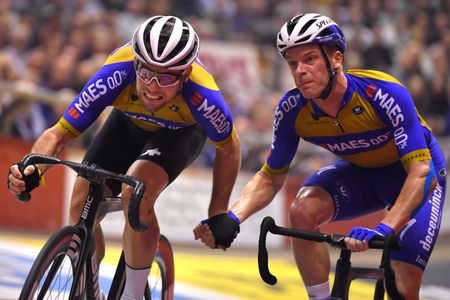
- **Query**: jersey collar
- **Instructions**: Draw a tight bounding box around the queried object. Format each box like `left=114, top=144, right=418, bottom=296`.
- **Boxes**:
left=309, top=75, right=353, bottom=118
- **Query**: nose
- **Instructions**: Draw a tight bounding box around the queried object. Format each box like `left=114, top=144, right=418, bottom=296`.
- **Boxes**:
left=146, top=77, right=161, bottom=91
left=294, top=62, right=306, bottom=76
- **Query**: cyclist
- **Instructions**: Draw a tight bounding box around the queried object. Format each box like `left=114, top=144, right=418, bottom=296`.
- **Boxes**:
left=194, top=13, right=446, bottom=300
left=8, top=15, right=241, bottom=300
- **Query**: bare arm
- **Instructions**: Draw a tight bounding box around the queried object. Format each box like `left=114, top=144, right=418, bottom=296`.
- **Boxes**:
left=381, top=159, right=436, bottom=232
left=230, top=170, right=287, bottom=223
left=208, top=130, right=241, bottom=216
left=29, top=124, right=75, bottom=173
left=8, top=124, right=75, bottom=195
left=193, top=162, right=286, bottom=249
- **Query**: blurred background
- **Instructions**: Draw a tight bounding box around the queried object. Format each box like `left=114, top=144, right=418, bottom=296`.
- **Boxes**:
left=0, top=0, right=449, bottom=299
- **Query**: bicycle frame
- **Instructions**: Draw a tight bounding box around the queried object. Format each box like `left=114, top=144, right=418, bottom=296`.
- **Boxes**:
left=16, top=153, right=148, bottom=299
left=258, top=216, right=404, bottom=300
left=68, top=181, right=104, bottom=299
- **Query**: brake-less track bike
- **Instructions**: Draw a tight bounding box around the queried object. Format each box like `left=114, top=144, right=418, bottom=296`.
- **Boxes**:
left=16, top=154, right=174, bottom=300
left=258, top=216, right=404, bottom=300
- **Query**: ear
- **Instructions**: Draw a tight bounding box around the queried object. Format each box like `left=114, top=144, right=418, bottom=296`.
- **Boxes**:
left=332, top=50, right=344, bottom=69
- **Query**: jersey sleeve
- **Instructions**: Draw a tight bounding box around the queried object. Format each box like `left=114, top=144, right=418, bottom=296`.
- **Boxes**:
left=58, top=46, right=136, bottom=137
left=262, top=91, right=302, bottom=176
left=370, top=80, right=431, bottom=165
left=182, top=61, right=234, bottom=146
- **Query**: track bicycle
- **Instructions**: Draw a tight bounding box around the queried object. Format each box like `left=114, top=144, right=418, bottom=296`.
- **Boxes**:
left=15, top=153, right=175, bottom=300
left=258, top=216, right=404, bottom=300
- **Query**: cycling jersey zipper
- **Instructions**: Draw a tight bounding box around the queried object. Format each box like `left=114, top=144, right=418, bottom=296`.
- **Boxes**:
left=333, top=118, right=345, bottom=133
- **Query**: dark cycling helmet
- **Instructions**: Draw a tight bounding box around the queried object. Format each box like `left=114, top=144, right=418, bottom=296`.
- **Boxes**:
left=132, top=15, right=200, bottom=71
left=277, top=13, right=346, bottom=58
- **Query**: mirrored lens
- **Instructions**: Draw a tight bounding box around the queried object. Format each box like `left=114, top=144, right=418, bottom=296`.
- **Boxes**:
left=134, top=61, right=183, bottom=87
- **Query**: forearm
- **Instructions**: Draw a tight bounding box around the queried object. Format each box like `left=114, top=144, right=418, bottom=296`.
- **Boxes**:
left=29, top=125, right=74, bottom=173
left=230, top=171, right=285, bottom=223
left=208, top=134, right=241, bottom=216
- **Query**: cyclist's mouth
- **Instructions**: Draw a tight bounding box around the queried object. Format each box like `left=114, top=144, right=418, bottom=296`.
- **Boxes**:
left=143, top=92, right=163, bottom=103
left=298, top=81, right=313, bottom=89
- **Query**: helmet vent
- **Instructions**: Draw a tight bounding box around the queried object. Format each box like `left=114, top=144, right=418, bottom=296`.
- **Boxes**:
left=131, top=15, right=200, bottom=70
left=299, top=19, right=317, bottom=35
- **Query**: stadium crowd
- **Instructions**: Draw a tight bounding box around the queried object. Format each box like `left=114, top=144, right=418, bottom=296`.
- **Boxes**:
left=0, top=0, right=449, bottom=174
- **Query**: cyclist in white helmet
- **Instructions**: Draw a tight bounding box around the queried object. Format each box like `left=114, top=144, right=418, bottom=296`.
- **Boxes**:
left=8, top=15, right=241, bottom=299
left=195, top=13, right=446, bottom=300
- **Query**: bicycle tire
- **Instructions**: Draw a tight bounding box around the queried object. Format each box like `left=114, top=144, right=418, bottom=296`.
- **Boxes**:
left=109, top=234, right=174, bottom=300
left=19, top=226, right=86, bottom=300
left=147, top=234, right=174, bottom=300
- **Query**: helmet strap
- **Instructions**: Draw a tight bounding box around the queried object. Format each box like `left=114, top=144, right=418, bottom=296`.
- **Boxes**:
left=318, top=46, right=336, bottom=100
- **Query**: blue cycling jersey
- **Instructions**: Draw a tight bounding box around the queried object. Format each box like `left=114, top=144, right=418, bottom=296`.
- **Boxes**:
left=265, top=69, right=446, bottom=270
left=262, top=69, right=433, bottom=175
left=57, top=43, right=235, bottom=146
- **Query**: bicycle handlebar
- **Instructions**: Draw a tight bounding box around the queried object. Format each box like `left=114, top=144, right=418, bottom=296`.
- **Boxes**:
left=16, top=154, right=148, bottom=232
left=258, top=216, right=401, bottom=288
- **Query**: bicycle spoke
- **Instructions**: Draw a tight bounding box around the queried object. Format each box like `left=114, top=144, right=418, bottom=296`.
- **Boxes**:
left=20, top=227, right=83, bottom=300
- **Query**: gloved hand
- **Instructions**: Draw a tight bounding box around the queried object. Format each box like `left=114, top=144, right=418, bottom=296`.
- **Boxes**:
left=346, top=223, right=394, bottom=242
left=7, top=163, right=42, bottom=193
left=201, top=211, right=240, bottom=248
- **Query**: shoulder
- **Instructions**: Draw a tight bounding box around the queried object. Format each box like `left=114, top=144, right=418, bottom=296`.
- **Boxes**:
left=104, top=42, right=135, bottom=66
left=92, top=43, right=136, bottom=85
left=345, top=69, right=403, bottom=86
left=272, top=88, right=306, bottom=132
left=345, top=69, right=411, bottom=102
left=276, top=87, right=307, bottom=112
left=186, top=58, right=220, bottom=91
left=345, top=69, right=407, bottom=95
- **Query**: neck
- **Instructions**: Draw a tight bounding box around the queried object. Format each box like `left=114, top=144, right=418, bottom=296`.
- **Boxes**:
left=312, top=72, right=347, bottom=117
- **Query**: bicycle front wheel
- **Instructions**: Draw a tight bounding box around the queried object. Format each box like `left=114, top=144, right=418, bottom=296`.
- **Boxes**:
left=20, top=226, right=85, bottom=300
left=146, top=234, right=175, bottom=300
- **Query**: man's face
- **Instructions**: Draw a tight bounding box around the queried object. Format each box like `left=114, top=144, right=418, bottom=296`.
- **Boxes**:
left=284, top=44, right=330, bottom=99
left=135, top=60, right=190, bottom=112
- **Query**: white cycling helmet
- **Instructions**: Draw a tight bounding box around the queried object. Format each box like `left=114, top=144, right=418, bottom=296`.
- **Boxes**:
left=132, top=15, right=200, bottom=71
left=277, top=13, right=346, bottom=58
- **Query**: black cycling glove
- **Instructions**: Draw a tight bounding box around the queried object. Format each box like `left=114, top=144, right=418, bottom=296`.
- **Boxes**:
left=8, top=163, right=42, bottom=193
left=202, top=211, right=240, bottom=248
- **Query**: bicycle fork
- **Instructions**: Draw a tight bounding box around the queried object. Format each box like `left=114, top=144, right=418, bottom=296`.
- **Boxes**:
left=86, top=246, right=103, bottom=300
left=331, top=249, right=385, bottom=300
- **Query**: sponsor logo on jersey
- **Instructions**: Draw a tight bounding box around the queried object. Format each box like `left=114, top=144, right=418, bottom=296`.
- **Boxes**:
left=401, top=152, right=428, bottom=164
left=190, top=92, right=203, bottom=107
left=352, top=106, right=364, bottom=115
left=439, top=168, right=446, bottom=180
left=123, top=112, right=184, bottom=130
left=370, top=88, right=409, bottom=148
left=419, top=182, right=443, bottom=252
left=324, top=131, right=390, bottom=153
left=68, top=107, right=80, bottom=119
left=366, top=85, right=376, bottom=98
left=169, top=105, right=179, bottom=112
left=415, top=255, right=427, bottom=267
left=73, top=70, right=125, bottom=114
left=372, top=88, right=405, bottom=127
left=196, top=98, right=231, bottom=134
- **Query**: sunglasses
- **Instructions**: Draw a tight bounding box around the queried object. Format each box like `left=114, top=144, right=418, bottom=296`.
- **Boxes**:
left=134, top=60, right=185, bottom=87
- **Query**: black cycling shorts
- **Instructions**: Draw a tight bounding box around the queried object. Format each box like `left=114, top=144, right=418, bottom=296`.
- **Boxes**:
left=83, top=109, right=207, bottom=195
